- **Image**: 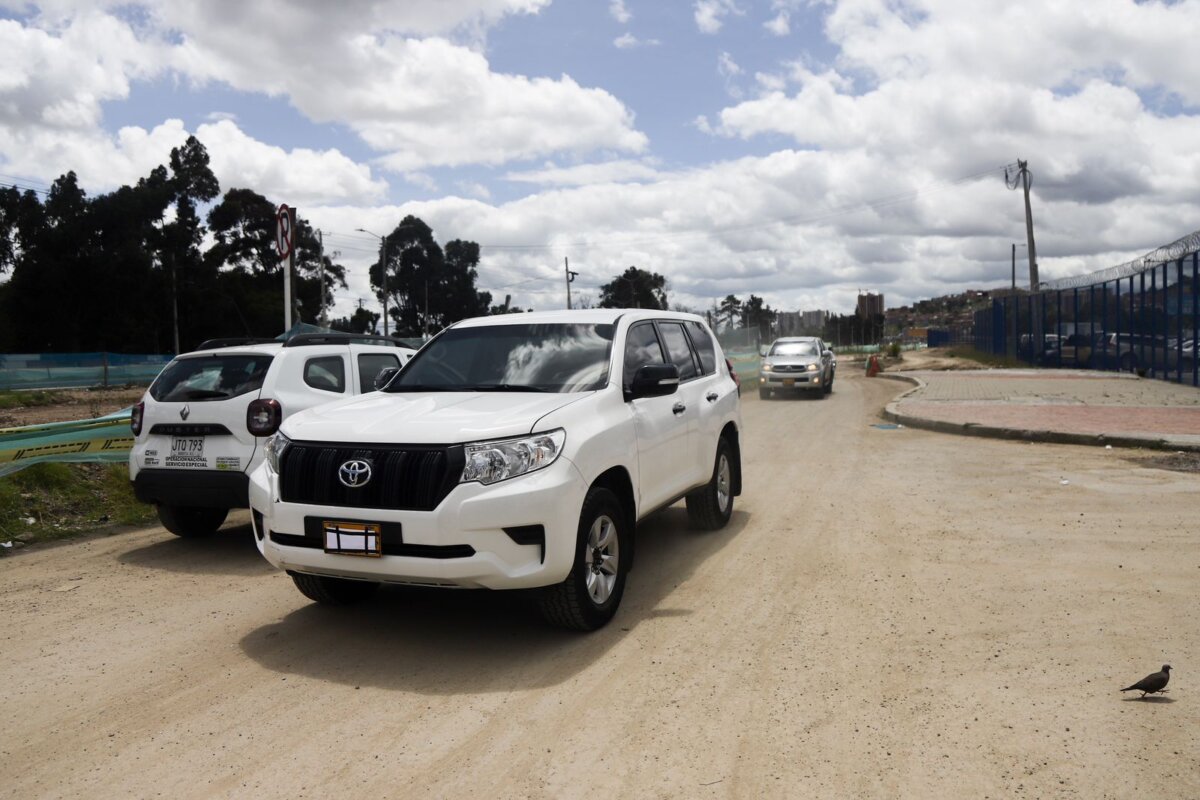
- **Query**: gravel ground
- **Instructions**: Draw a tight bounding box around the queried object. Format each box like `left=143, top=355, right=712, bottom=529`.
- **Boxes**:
left=1, top=374, right=1196, bottom=798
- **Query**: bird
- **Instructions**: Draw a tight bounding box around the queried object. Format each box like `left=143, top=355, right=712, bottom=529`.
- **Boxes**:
left=1121, top=665, right=1171, bottom=698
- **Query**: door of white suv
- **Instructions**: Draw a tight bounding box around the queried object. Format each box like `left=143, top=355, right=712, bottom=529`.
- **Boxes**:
left=622, top=321, right=695, bottom=511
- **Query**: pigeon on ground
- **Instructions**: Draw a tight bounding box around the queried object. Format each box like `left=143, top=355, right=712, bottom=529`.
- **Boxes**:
left=1121, top=665, right=1171, bottom=698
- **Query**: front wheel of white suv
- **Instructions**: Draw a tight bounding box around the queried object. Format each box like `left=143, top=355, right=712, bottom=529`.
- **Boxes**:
left=157, top=505, right=228, bottom=538
left=538, top=487, right=628, bottom=631
left=686, top=437, right=735, bottom=530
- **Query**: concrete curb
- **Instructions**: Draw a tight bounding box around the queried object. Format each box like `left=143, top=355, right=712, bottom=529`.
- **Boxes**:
left=874, top=371, right=1200, bottom=453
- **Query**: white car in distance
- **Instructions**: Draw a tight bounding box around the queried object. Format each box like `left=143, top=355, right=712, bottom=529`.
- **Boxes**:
left=249, top=309, right=743, bottom=631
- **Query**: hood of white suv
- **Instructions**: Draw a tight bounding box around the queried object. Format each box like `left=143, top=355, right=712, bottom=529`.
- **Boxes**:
left=280, top=391, right=589, bottom=444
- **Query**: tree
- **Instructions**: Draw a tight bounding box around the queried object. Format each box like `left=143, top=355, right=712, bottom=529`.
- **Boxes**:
left=718, top=294, right=742, bottom=329
left=206, top=188, right=347, bottom=339
left=368, top=216, right=489, bottom=337
left=741, top=294, right=776, bottom=339
left=330, top=306, right=381, bottom=334
left=598, top=266, right=667, bottom=309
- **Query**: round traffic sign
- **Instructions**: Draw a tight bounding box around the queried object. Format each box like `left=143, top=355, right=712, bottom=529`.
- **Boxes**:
left=275, top=204, right=293, bottom=259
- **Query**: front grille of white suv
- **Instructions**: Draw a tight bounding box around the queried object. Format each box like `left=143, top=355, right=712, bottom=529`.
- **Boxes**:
left=279, top=442, right=465, bottom=511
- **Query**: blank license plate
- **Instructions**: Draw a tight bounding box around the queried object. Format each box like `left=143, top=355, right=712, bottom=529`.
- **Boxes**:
left=783, top=378, right=795, bottom=386
left=323, top=521, right=383, bottom=557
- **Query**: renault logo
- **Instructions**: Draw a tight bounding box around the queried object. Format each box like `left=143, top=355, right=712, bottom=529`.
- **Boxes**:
left=338, top=459, right=373, bottom=488
left=180, top=405, right=190, bottom=421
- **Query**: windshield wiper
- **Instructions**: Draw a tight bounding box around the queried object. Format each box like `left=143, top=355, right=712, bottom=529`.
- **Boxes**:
left=386, top=385, right=456, bottom=392
left=462, top=384, right=551, bottom=392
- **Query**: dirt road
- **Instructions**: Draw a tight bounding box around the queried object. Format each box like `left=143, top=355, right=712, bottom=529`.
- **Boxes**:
left=3, top=374, right=1196, bottom=798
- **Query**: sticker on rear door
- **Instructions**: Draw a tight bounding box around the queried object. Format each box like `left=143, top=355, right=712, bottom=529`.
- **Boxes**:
left=215, top=456, right=241, bottom=471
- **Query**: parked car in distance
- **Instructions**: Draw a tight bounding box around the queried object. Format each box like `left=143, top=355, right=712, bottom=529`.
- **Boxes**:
left=758, top=336, right=835, bottom=399
left=249, top=309, right=743, bottom=631
left=130, top=334, right=416, bottom=538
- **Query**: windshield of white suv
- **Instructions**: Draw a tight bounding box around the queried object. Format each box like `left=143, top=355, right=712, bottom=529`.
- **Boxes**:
left=387, top=323, right=614, bottom=393
left=769, top=341, right=819, bottom=356
left=149, top=354, right=274, bottom=402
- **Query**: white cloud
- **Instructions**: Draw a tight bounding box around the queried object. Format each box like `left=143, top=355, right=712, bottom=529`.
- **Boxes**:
left=694, top=0, right=742, bottom=34
left=764, top=12, right=790, bottom=36
left=614, top=32, right=660, bottom=49
left=504, top=159, right=661, bottom=186
left=152, top=4, right=647, bottom=171
left=195, top=120, right=387, bottom=206
left=609, top=0, right=631, bottom=24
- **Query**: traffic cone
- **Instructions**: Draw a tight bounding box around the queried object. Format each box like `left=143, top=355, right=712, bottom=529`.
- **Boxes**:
left=866, top=354, right=881, bottom=377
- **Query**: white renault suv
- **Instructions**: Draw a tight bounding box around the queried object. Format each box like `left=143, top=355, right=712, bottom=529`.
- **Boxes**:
left=249, top=310, right=743, bottom=630
left=130, top=334, right=416, bottom=538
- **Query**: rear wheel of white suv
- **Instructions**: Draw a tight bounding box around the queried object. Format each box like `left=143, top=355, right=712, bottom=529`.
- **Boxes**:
left=538, top=487, right=628, bottom=631
left=291, top=573, right=380, bottom=605
left=686, top=436, right=735, bottom=530
left=157, top=505, right=228, bottom=538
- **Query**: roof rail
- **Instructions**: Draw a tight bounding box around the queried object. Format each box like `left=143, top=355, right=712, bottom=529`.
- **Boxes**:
left=283, top=333, right=410, bottom=348
left=193, top=337, right=278, bottom=351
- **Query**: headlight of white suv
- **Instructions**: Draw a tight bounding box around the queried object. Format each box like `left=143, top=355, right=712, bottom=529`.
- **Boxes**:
left=265, top=432, right=291, bottom=473
left=461, top=430, right=566, bottom=485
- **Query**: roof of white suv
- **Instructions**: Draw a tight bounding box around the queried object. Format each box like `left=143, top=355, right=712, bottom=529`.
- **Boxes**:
left=451, top=308, right=705, bottom=328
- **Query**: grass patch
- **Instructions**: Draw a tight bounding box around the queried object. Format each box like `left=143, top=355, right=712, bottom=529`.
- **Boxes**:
left=0, top=390, right=65, bottom=410
left=0, top=462, right=156, bottom=550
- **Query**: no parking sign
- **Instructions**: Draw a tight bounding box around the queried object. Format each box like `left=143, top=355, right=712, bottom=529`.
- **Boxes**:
left=275, top=204, right=294, bottom=259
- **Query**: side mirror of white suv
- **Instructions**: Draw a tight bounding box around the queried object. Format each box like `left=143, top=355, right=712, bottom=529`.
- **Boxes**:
left=373, top=366, right=400, bottom=391
left=628, top=363, right=680, bottom=400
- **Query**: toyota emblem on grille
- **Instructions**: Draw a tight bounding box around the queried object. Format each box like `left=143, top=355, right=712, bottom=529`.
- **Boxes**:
left=338, top=459, right=373, bottom=488
left=179, top=404, right=190, bottom=421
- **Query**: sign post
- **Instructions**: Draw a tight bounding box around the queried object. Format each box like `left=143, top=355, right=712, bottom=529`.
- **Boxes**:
left=276, top=204, right=295, bottom=331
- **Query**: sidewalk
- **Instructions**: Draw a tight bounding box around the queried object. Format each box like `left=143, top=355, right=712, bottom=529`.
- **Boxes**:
left=880, top=369, right=1200, bottom=451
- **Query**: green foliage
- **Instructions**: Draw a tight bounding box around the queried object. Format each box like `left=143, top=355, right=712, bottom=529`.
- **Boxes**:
left=598, top=266, right=668, bottom=310
left=0, top=463, right=156, bottom=548
left=887, top=341, right=902, bottom=358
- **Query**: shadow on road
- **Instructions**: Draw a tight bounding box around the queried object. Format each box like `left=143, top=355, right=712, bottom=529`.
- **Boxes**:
left=117, top=523, right=274, bottom=576
left=238, top=506, right=750, bottom=694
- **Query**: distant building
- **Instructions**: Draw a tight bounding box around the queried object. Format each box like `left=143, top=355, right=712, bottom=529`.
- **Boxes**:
left=800, top=309, right=828, bottom=329
left=857, top=292, right=884, bottom=318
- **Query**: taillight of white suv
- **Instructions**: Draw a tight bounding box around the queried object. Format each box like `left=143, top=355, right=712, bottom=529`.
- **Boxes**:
left=130, top=401, right=145, bottom=435
left=246, top=398, right=282, bottom=436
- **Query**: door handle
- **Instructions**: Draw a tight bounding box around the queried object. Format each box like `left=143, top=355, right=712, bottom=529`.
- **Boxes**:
left=706, top=392, right=719, bottom=403
left=672, top=402, right=686, bottom=415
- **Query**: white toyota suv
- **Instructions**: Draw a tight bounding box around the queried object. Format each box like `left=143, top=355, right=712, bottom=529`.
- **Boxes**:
left=249, top=310, right=743, bottom=630
left=130, top=334, right=416, bottom=538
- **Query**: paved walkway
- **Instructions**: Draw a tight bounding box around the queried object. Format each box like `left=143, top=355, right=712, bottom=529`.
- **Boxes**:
left=880, top=369, right=1200, bottom=451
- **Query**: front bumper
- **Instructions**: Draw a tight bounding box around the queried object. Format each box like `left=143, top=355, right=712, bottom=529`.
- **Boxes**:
left=248, top=457, right=588, bottom=591
left=761, top=372, right=823, bottom=391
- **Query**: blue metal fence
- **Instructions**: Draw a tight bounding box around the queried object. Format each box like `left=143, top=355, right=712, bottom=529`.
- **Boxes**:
left=0, top=353, right=171, bottom=390
left=974, top=249, right=1200, bottom=387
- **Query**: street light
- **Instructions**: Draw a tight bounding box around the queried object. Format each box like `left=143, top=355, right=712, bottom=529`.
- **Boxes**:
left=356, top=228, right=388, bottom=336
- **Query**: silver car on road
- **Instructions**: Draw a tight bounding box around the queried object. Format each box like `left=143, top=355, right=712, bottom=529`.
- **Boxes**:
left=758, top=337, right=836, bottom=399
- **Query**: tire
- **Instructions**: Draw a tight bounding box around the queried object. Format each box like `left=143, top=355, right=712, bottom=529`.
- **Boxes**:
left=538, top=487, right=628, bottom=631
left=157, top=505, right=227, bottom=538
left=291, top=573, right=380, bottom=605
left=686, top=437, right=735, bottom=531
left=759, top=387, right=770, bottom=400
left=826, top=371, right=835, bottom=393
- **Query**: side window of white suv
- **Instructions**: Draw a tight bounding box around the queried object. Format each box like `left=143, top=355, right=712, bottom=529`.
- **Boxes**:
left=622, top=322, right=666, bottom=390
left=303, top=356, right=346, bottom=393
left=657, top=321, right=700, bottom=381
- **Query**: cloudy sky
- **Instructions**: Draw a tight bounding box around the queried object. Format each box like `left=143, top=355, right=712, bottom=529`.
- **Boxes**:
left=3, top=0, right=1200, bottom=319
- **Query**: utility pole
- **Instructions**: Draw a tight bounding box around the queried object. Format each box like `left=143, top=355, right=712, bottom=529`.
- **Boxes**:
left=1006, top=160, right=1039, bottom=290
left=381, top=237, right=389, bottom=337
left=564, top=256, right=578, bottom=309
left=317, top=230, right=326, bottom=328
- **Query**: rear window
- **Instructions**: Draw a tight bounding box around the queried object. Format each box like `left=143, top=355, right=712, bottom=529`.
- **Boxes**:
left=304, top=356, right=346, bottom=393
left=149, top=354, right=274, bottom=402
left=686, top=321, right=717, bottom=375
